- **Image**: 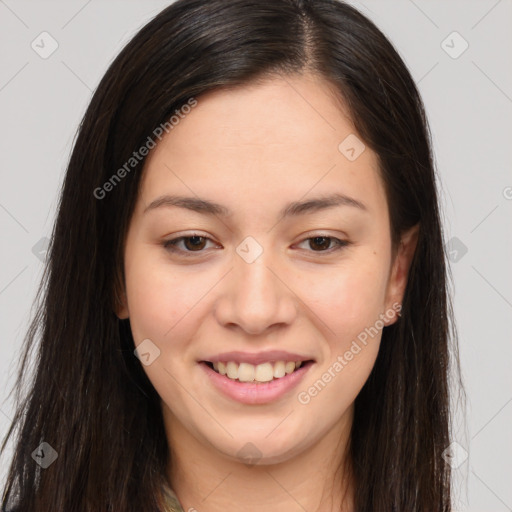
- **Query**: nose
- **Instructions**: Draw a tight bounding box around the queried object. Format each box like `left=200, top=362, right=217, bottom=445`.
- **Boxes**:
left=214, top=249, right=297, bottom=335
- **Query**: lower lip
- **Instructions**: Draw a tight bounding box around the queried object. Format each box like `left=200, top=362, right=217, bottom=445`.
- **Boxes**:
left=199, top=361, right=314, bottom=405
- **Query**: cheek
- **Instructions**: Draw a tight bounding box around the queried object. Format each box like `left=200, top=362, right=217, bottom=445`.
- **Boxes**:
left=298, top=251, right=391, bottom=400
left=124, top=269, right=174, bottom=343
left=304, top=255, right=390, bottom=338
left=123, top=248, right=205, bottom=402
left=123, top=246, right=203, bottom=343
left=294, top=264, right=388, bottom=417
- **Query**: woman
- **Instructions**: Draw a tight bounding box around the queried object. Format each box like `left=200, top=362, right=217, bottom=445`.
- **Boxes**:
left=1, top=0, right=464, bottom=510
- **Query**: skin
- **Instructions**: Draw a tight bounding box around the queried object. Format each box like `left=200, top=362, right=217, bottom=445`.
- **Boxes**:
left=117, top=73, right=419, bottom=512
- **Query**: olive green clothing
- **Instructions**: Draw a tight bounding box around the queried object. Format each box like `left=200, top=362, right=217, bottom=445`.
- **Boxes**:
left=162, top=481, right=185, bottom=512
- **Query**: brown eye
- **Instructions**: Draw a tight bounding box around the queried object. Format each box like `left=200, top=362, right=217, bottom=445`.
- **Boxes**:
left=163, top=234, right=217, bottom=256
left=308, top=236, right=333, bottom=251
left=298, top=236, right=349, bottom=253
left=182, top=235, right=207, bottom=251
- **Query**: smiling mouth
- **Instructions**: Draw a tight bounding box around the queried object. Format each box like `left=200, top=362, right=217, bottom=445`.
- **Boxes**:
left=201, top=360, right=314, bottom=384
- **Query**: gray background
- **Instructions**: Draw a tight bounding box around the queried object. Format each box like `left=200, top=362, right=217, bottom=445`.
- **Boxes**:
left=0, top=1, right=511, bottom=510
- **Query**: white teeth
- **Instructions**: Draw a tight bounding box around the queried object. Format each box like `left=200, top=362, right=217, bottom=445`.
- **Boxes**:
left=210, top=360, right=306, bottom=382
left=226, top=361, right=238, bottom=379
left=273, top=361, right=286, bottom=378
left=285, top=361, right=295, bottom=374
left=254, top=362, right=274, bottom=382
left=238, top=362, right=255, bottom=382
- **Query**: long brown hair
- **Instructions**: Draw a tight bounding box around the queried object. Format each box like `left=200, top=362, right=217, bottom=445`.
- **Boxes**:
left=1, top=0, right=465, bottom=510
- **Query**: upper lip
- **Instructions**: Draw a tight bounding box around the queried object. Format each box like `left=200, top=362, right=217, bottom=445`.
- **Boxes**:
left=201, top=350, right=314, bottom=365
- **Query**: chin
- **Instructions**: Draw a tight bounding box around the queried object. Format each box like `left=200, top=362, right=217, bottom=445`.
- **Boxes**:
left=204, top=424, right=314, bottom=467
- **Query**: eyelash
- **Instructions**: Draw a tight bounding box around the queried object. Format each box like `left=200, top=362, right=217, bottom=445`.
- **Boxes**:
left=162, top=233, right=350, bottom=258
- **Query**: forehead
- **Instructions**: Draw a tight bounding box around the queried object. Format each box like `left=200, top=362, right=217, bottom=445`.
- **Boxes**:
left=138, top=74, right=386, bottom=219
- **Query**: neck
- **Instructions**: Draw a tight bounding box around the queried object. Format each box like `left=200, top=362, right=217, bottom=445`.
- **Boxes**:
left=164, top=405, right=355, bottom=512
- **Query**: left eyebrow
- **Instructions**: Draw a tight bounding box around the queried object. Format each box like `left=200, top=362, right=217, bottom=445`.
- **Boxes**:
left=143, top=193, right=368, bottom=219
left=278, top=193, right=367, bottom=220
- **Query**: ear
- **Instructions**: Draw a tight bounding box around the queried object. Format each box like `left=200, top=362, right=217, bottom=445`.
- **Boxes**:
left=113, top=285, right=129, bottom=320
left=383, top=223, right=420, bottom=325
left=115, top=300, right=129, bottom=320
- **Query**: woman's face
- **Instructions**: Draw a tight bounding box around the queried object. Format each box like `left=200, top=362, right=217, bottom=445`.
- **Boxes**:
left=118, top=74, right=415, bottom=466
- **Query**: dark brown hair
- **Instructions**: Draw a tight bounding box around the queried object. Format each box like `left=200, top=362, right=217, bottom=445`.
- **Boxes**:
left=1, top=0, right=464, bottom=510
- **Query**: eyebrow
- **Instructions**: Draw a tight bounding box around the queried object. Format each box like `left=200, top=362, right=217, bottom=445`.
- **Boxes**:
left=143, top=193, right=367, bottom=220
